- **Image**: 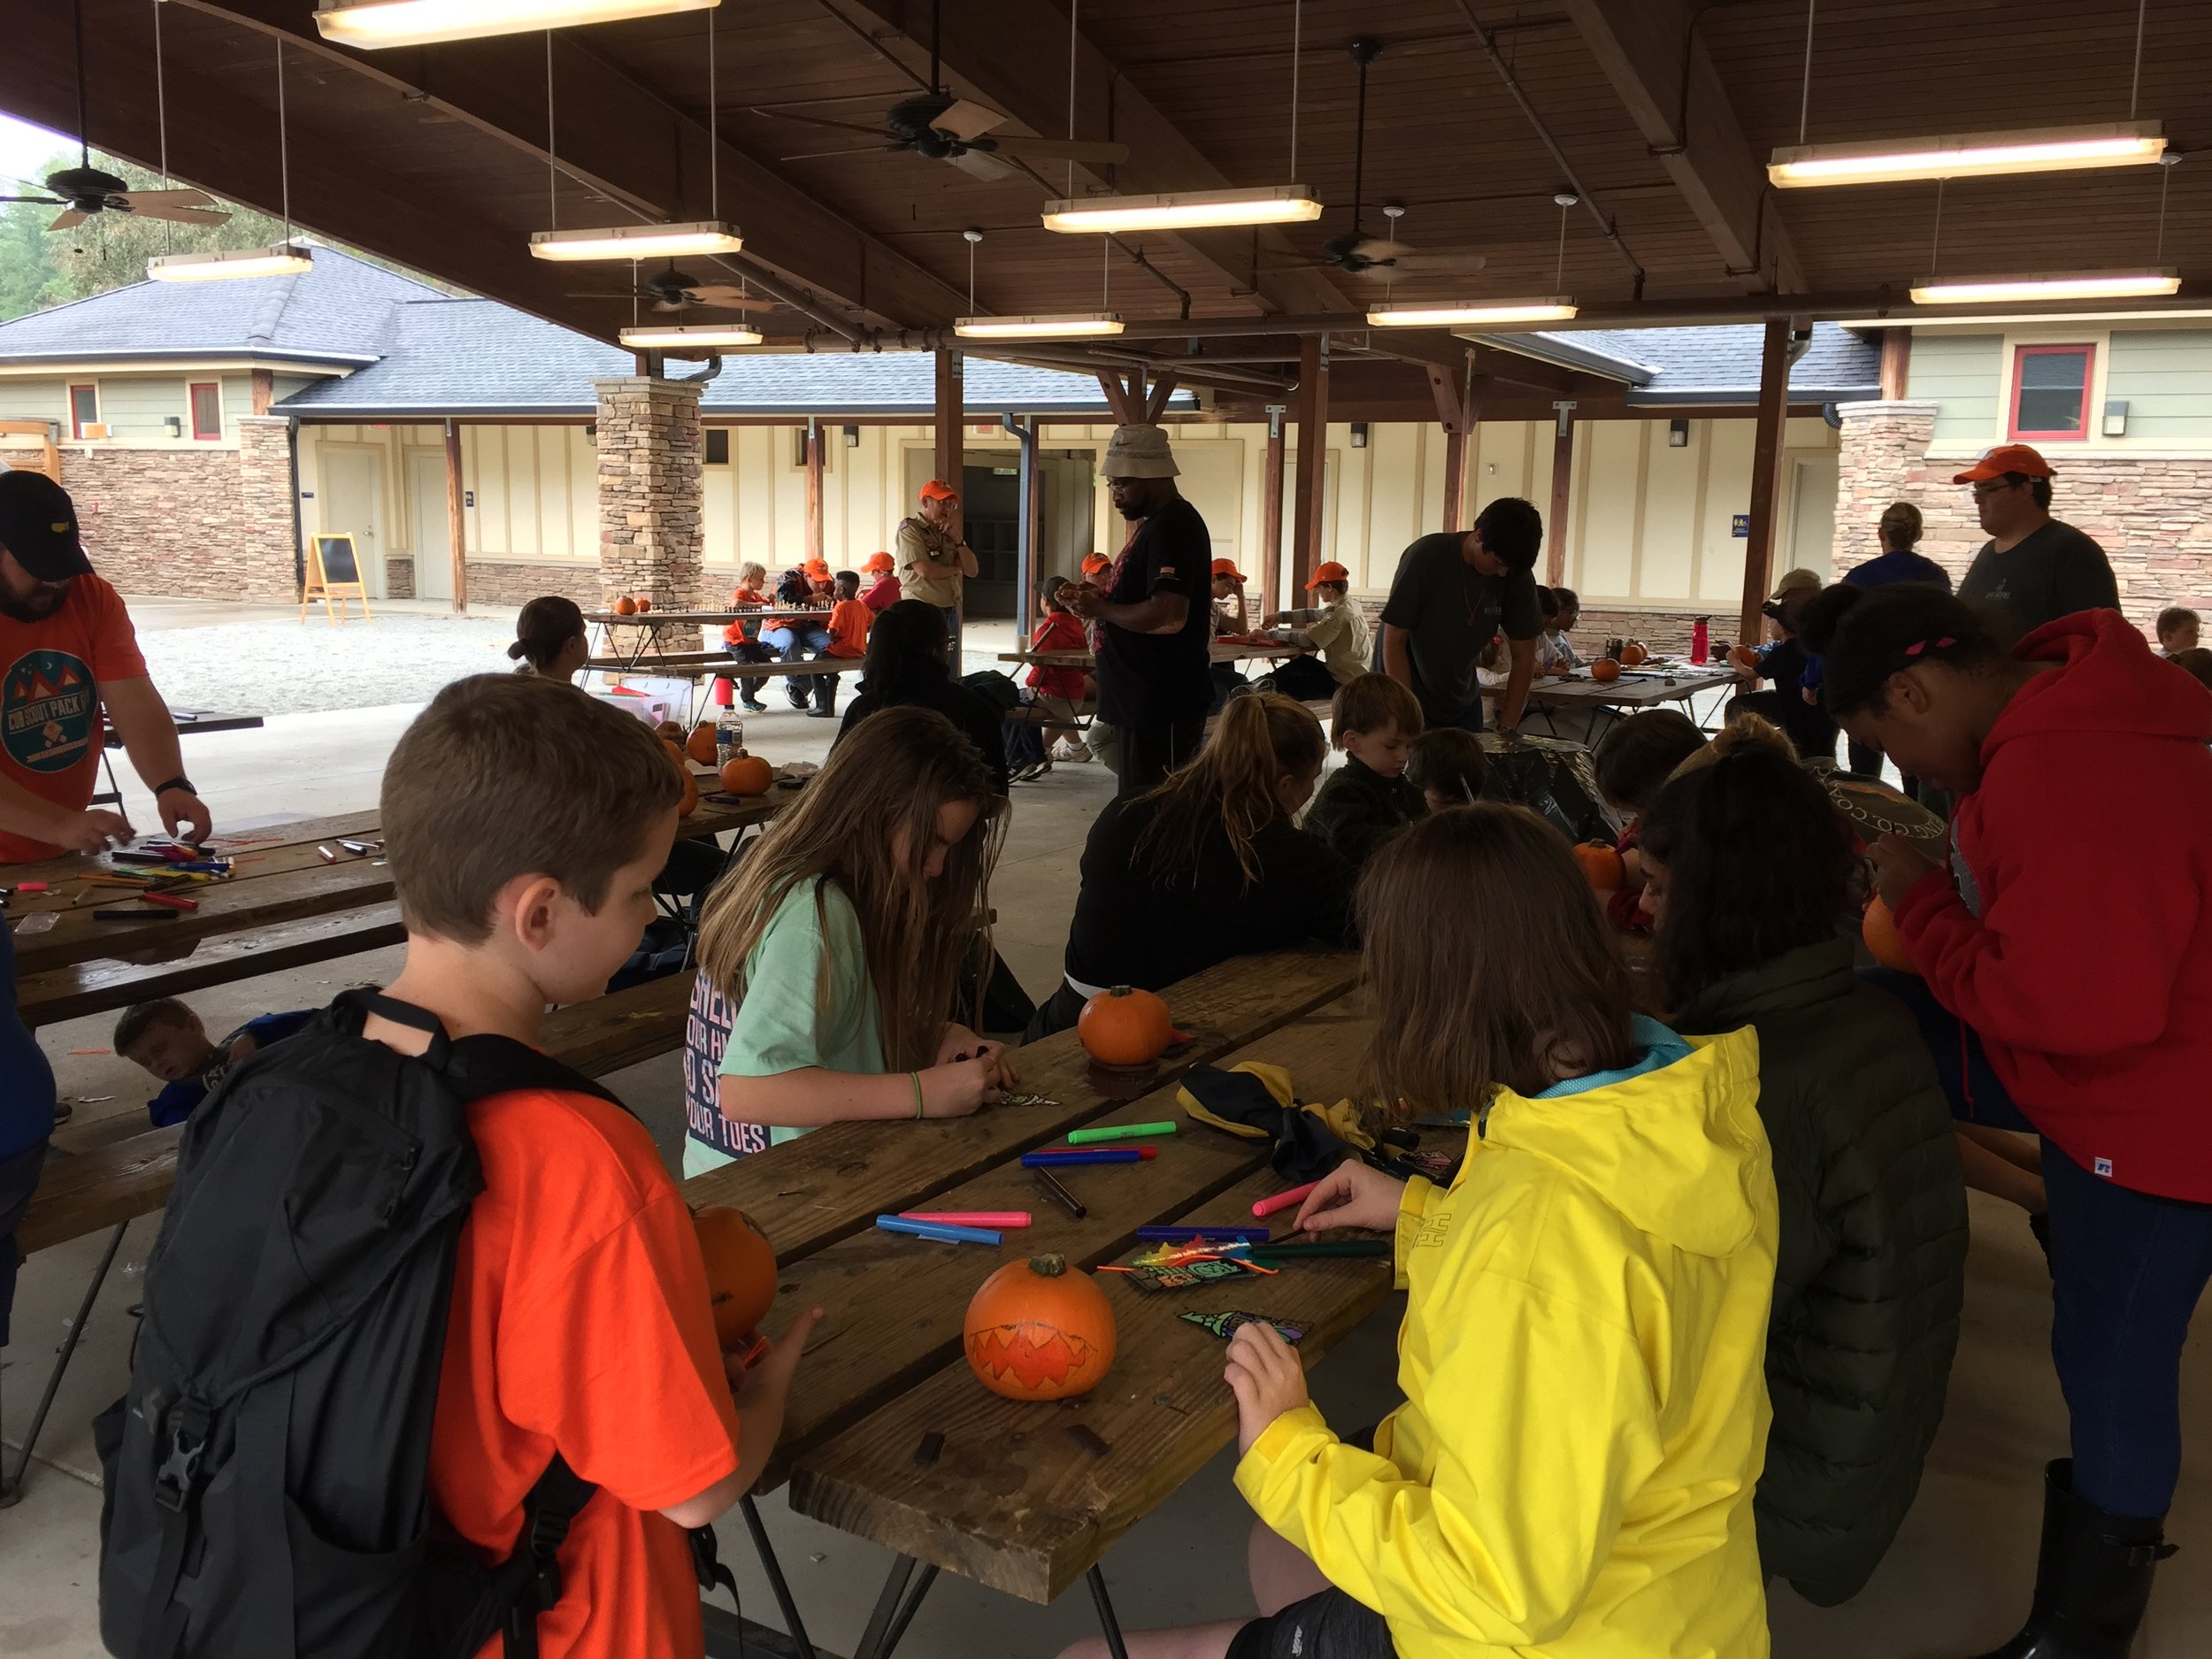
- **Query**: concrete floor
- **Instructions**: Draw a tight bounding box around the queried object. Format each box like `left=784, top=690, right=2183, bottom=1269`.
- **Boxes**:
left=4, top=605, right=2209, bottom=1656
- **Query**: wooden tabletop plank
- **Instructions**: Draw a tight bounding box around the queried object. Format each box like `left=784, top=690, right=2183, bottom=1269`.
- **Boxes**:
left=1526, top=668, right=1735, bottom=709
left=679, top=948, right=1359, bottom=1265
left=16, top=1125, right=187, bottom=1256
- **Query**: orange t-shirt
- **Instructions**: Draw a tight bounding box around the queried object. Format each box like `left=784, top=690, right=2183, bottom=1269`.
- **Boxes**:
left=0, top=572, right=148, bottom=864
left=429, top=1087, right=743, bottom=1659
left=824, top=598, right=872, bottom=658
left=721, top=586, right=766, bottom=647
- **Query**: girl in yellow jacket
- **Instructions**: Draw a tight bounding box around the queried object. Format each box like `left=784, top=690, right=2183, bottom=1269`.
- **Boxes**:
left=1062, top=805, right=1778, bottom=1659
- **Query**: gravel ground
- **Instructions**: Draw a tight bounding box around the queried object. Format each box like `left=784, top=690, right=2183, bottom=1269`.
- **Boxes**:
left=135, top=611, right=544, bottom=715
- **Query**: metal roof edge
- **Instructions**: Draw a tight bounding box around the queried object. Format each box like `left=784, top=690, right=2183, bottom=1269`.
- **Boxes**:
left=1469, top=331, right=1657, bottom=385
left=1623, top=383, right=1880, bottom=407
left=0, top=346, right=380, bottom=368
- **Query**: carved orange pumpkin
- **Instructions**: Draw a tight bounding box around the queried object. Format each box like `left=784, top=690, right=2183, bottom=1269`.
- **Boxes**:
left=613, top=594, right=639, bottom=617
left=694, top=1206, right=778, bottom=1350
left=964, top=1254, right=1116, bottom=1402
left=1620, top=641, right=1648, bottom=666
left=720, top=755, right=774, bottom=796
left=1863, top=895, right=1916, bottom=975
left=1590, top=657, right=1622, bottom=683
left=1571, top=842, right=1626, bottom=889
left=1078, top=984, right=1173, bottom=1067
left=686, top=723, right=720, bottom=765
left=662, top=740, right=701, bottom=816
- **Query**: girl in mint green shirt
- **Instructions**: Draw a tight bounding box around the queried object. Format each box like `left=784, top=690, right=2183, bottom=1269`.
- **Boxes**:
left=686, top=706, right=1016, bottom=1177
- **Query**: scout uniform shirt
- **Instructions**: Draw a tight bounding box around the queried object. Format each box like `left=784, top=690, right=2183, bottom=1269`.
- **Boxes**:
left=895, top=515, right=966, bottom=608
left=0, top=572, right=148, bottom=863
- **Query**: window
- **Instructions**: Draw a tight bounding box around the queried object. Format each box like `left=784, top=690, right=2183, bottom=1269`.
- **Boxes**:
left=188, top=381, right=222, bottom=441
left=703, top=427, right=730, bottom=465
left=2010, top=344, right=2094, bottom=442
left=68, top=383, right=99, bottom=440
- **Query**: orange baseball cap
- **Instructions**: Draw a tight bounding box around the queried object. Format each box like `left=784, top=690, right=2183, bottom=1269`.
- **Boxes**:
left=1081, top=552, right=1111, bottom=575
left=1954, top=443, right=2055, bottom=484
left=1305, top=560, right=1351, bottom=588
left=803, top=557, right=832, bottom=577
left=1210, top=558, right=1247, bottom=581
left=863, top=550, right=895, bottom=572
left=919, top=478, right=959, bottom=503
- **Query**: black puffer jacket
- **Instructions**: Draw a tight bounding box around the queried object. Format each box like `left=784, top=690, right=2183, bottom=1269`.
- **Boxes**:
left=1673, top=937, right=1968, bottom=1606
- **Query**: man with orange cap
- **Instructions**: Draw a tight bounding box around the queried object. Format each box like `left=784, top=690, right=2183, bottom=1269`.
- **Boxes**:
left=858, top=550, right=901, bottom=613
left=896, top=479, right=979, bottom=657
left=1953, top=443, right=2116, bottom=645
left=1263, top=560, right=1370, bottom=702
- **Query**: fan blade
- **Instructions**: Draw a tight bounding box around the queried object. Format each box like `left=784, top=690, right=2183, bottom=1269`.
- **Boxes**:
left=128, top=202, right=232, bottom=227
left=49, top=208, right=87, bottom=231
left=990, top=134, right=1130, bottom=165
left=946, top=147, right=1018, bottom=183
left=116, top=188, right=219, bottom=209
left=1385, top=253, right=1489, bottom=273
left=682, top=287, right=774, bottom=311
left=1351, top=238, right=1413, bottom=260
left=757, top=108, right=894, bottom=137
left=930, top=99, right=1006, bottom=141
left=0, top=196, right=65, bottom=204
left=780, top=144, right=901, bottom=162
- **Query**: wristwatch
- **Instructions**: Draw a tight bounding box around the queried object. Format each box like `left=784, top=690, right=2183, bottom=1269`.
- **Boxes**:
left=151, top=775, right=197, bottom=797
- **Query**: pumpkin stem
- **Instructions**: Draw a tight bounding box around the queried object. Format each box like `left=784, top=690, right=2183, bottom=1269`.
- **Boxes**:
left=1108, top=986, right=1133, bottom=998
left=1030, top=1253, right=1068, bottom=1278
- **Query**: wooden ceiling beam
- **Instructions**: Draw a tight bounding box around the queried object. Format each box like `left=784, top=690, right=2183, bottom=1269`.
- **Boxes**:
left=1558, top=0, right=1806, bottom=292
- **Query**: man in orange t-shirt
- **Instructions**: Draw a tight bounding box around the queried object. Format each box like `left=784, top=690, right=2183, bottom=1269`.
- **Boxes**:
left=0, top=471, right=213, bottom=863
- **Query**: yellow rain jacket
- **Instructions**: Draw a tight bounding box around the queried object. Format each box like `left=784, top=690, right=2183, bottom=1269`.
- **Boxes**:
left=1236, top=1025, right=1778, bottom=1659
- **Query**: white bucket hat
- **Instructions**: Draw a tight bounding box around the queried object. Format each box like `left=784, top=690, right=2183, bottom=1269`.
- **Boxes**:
left=1098, top=424, right=1179, bottom=480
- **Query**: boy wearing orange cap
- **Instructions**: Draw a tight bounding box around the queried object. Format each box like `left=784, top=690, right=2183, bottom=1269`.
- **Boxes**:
left=1264, top=560, right=1370, bottom=703
left=1953, top=443, right=2117, bottom=645
left=859, top=550, right=902, bottom=613
left=897, top=480, right=979, bottom=660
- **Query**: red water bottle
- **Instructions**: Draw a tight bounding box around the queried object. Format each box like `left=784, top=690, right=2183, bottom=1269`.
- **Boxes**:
left=1692, top=615, right=1710, bottom=664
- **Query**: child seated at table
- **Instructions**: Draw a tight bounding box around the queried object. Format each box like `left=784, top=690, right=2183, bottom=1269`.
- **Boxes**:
left=1027, top=695, right=1356, bottom=1038
left=860, top=551, right=902, bottom=612
left=684, top=706, right=1016, bottom=1176
left=1591, top=709, right=1709, bottom=932
left=719, top=561, right=776, bottom=712
left=1404, top=726, right=1487, bottom=812
left=1543, top=585, right=1586, bottom=670
left=1262, top=561, right=1368, bottom=703
left=1008, top=576, right=1095, bottom=780
left=1728, top=572, right=1837, bottom=761
left=114, top=996, right=315, bottom=1127
left=1058, top=804, right=1776, bottom=1659
left=1302, top=674, right=1424, bottom=869
left=815, top=571, right=873, bottom=718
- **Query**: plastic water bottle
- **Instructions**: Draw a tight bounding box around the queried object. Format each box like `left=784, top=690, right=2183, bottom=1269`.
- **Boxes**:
left=716, top=710, right=746, bottom=765
left=1692, top=616, right=1710, bottom=664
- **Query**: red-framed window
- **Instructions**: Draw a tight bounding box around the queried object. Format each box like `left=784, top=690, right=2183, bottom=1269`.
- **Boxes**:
left=68, top=382, right=99, bottom=440
left=2009, top=343, right=2095, bottom=442
left=188, top=381, right=222, bottom=441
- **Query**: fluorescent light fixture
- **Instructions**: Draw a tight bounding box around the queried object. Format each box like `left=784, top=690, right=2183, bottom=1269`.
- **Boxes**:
left=1367, top=297, right=1578, bottom=326
left=147, top=243, right=314, bottom=282
left=1770, top=121, right=2164, bottom=188
left=316, top=0, right=715, bottom=49
left=1041, top=186, right=1322, bottom=234
left=1910, top=270, right=2181, bottom=305
left=530, top=221, right=742, bottom=262
left=954, top=312, right=1125, bottom=340
left=618, top=323, right=763, bottom=348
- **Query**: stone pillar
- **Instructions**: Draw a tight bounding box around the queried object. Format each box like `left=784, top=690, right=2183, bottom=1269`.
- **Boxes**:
left=594, top=376, right=703, bottom=610
left=1832, top=399, right=1973, bottom=576
left=234, top=415, right=303, bottom=602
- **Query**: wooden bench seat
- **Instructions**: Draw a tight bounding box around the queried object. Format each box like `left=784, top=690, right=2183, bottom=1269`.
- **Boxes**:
left=1002, top=701, right=1096, bottom=726
left=588, top=657, right=867, bottom=682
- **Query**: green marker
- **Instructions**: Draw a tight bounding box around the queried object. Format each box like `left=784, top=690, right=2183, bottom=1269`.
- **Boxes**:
left=1065, top=1121, right=1179, bottom=1146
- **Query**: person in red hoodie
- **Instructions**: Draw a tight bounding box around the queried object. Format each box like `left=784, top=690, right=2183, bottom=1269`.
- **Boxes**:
left=1804, top=580, right=2212, bottom=1659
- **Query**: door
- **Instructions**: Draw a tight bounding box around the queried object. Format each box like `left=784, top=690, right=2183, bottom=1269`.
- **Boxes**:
left=407, top=450, right=452, bottom=601
left=320, top=448, right=386, bottom=598
left=959, top=456, right=1020, bottom=619
left=1786, top=455, right=1840, bottom=579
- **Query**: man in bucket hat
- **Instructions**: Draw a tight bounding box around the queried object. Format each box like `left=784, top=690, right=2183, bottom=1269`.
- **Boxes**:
left=1953, top=443, right=2116, bottom=645
left=1066, top=425, right=1215, bottom=794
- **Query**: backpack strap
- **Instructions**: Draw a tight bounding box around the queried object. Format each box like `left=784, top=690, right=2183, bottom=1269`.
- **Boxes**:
left=500, top=1454, right=597, bottom=1659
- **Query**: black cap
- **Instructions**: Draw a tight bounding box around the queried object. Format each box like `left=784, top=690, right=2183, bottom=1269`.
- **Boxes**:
left=0, top=468, right=93, bottom=582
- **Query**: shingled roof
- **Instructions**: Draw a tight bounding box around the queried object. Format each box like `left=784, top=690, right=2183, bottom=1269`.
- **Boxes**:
left=1481, top=322, right=1880, bottom=404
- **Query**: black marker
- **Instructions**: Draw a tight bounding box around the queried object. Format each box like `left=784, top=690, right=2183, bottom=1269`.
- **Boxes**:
left=1033, top=1164, right=1087, bottom=1219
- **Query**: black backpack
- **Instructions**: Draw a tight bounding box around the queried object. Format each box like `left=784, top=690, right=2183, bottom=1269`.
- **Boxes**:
left=96, top=989, right=734, bottom=1659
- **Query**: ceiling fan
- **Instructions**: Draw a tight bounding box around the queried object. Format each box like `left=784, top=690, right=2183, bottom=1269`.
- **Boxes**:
left=760, top=0, right=1128, bottom=182
left=0, top=1, right=228, bottom=233
left=1271, top=38, right=1486, bottom=280
left=567, top=264, right=774, bottom=314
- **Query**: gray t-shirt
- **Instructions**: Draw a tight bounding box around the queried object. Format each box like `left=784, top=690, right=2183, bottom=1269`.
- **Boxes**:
left=1375, top=532, right=1543, bottom=729
left=1957, top=518, right=2117, bottom=645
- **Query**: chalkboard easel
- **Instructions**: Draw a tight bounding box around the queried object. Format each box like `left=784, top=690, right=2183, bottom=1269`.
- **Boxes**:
left=302, top=532, right=373, bottom=626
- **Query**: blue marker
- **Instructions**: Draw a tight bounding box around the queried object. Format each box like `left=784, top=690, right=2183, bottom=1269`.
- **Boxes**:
left=1135, top=1225, right=1271, bottom=1244
left=1019, top=1148, right=1144, bottom=1168
left=874, top=1214, right=1002, bottom=1246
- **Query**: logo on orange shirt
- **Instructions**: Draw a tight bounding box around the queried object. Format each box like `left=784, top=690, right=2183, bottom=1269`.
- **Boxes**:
left=4, top=649, right=96, bottom=772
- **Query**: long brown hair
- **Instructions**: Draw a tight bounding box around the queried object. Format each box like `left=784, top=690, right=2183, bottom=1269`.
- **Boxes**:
left=695, top=706, right=1005, bottom=1068
left=1358, top=805, right=1636, bottom=1123
left=1130, top=693, right=1326, bottom=884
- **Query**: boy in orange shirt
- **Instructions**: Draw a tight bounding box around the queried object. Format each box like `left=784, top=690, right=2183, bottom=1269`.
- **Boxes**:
left=373, top=674, right=823, bottom=1659
left=810, top=570, right=872, bottom=719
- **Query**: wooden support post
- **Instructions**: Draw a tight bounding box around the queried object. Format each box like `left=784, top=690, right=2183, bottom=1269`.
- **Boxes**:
left=1260, top=406, right=1286, bottom=614
left=1141, top=373, right=1179, bottom=424
left=1547, top=403, right=1576, bottom=587
left=250, top=368, right=273, bottom=416
left=933, top=348, right=964, bottom=527
left=443, top=419, right=468, bottom=613
left=1878, top=329, right=1910, bottom=400
left=1094, top=373, right=1137, bottom=425
left=803, top=418, right=825, bottom=567
left=1290, top=336, right=1329, bottom=585
left=1427, top=360, right=1474, bottom=532
left=1740, top=318, right=1793, bottom=644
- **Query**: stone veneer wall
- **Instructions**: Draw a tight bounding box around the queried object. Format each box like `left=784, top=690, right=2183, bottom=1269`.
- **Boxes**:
left=1837, top=400, right=2212, bottom=631
left=61, top=416, right=298, bottom=601
left=465, top=559, right=600, bottom=608
left=594, top=377, right=703, bottom=611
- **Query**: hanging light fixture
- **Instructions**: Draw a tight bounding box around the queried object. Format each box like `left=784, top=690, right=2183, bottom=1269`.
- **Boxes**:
left=1041, top=184, right=1321, bottom=234
left=956, top=313, right=1125, bottom=339
left=618, top=321, right=762, bottom=347
left=1367, top=298, right=1578, bottom=327
left=1770, top=122, right=2166, bottom=188
left=316, top=0, right=716, bottom=50
left=1910, top=270, right=2180, bottom=305
left=150, top=37, right=311, bottom=282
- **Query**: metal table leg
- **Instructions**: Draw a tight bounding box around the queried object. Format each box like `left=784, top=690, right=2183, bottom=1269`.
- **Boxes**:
left=850, top=1555, right=919, bottom=1659
left=739, top=1493, right=823, bottom=1659
left=0, top=1220, right=127, bottom=1509
left=1086, top=1565, right=1132, bottom=1659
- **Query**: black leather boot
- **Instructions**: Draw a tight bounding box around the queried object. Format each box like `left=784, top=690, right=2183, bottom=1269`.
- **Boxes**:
left=1975, top=1461, right=2175, bottom=1658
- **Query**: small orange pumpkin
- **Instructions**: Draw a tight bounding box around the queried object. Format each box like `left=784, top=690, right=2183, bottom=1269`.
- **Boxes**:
left=636, top=595, right=653, bottom=613
left=685, top=723, right=720, bottom=765
left=1079, top=984, right=1173, bottom=1067
left=613, top=594, right=639, bottom=617
left=1572, top=842, right=1626, bottom=889
left=1863, top=895, right=1916, bottom=975
left=1620, top=641, right=1648, bottom=666
left=694, top=1206, right=778, bottom=1350
left=662, top=740, right=701, bottom=816
left=1728, top=644, right=1761, bottom=673
left=964, top=1254, right=1117, bottom=1402
left=720, top=755, right=774, bottom=795
left=1590, top=657, right=1622, bottom=683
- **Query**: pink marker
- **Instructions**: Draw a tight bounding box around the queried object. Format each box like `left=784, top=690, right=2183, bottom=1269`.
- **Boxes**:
left=1252, top=1180, right=1319, bottom=1218
left=900, top=1210, right=1031, bottom=1229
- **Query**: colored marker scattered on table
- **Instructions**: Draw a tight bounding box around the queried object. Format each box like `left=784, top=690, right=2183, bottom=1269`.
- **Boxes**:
left=1032, top=1166, right=1087, bottom=1219
left=874, top=1214, right=1002, bottom=1246
left=1020, top=1148, right=1147, bottom=1168
left=1252, top=1180, right=1320, bottom=1218
left=1065, top=1121, right=1178, bottom=1146
left=1135, top=1225, right=1270, bottom=1244
left=900, top=1211, right=1030, bottom=1229
left=141, top=890, right=198, bottom=912
left=1245, top=1240, right=1393, bottom=1260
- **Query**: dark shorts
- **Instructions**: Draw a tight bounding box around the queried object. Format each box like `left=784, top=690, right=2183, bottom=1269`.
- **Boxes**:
left=1228, top=1589, right=1394, bottom=1659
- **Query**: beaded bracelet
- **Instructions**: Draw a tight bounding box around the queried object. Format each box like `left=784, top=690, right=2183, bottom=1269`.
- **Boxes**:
left=910, top=1071, right=926, bottom=1120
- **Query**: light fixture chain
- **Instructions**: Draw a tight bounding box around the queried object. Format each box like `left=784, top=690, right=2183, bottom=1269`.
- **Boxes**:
left=1289, top=0, right=1302, bottom=178
left=1102, top=234, right=1110, bottom=309
left=1797, top=0, right=1816, bottom=146
left=1555, top=202, right=1568, bottom=290
left=152, top=0, right=171, bottom=253
left=2130, top=0, right=2147, bottom=120
left=2155, top=156, right=2172, bottom=261
left=968, top=236, right=975, bottom=310
left=707, top=2, right=718, bottom=219
left=1068, top=0, right=1079, bottom=194
left=546, top=32, right=557, bottom=231
left=1929, top=176, right=1944, bottom=275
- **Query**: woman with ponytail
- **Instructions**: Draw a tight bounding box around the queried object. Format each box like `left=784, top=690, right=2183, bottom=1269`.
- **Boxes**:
left=508, top=595, right=588, bottom=680
left=1028, top=694, right=1355, bottom=1036
left=1805, top=579, right=2212, bottom=1657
